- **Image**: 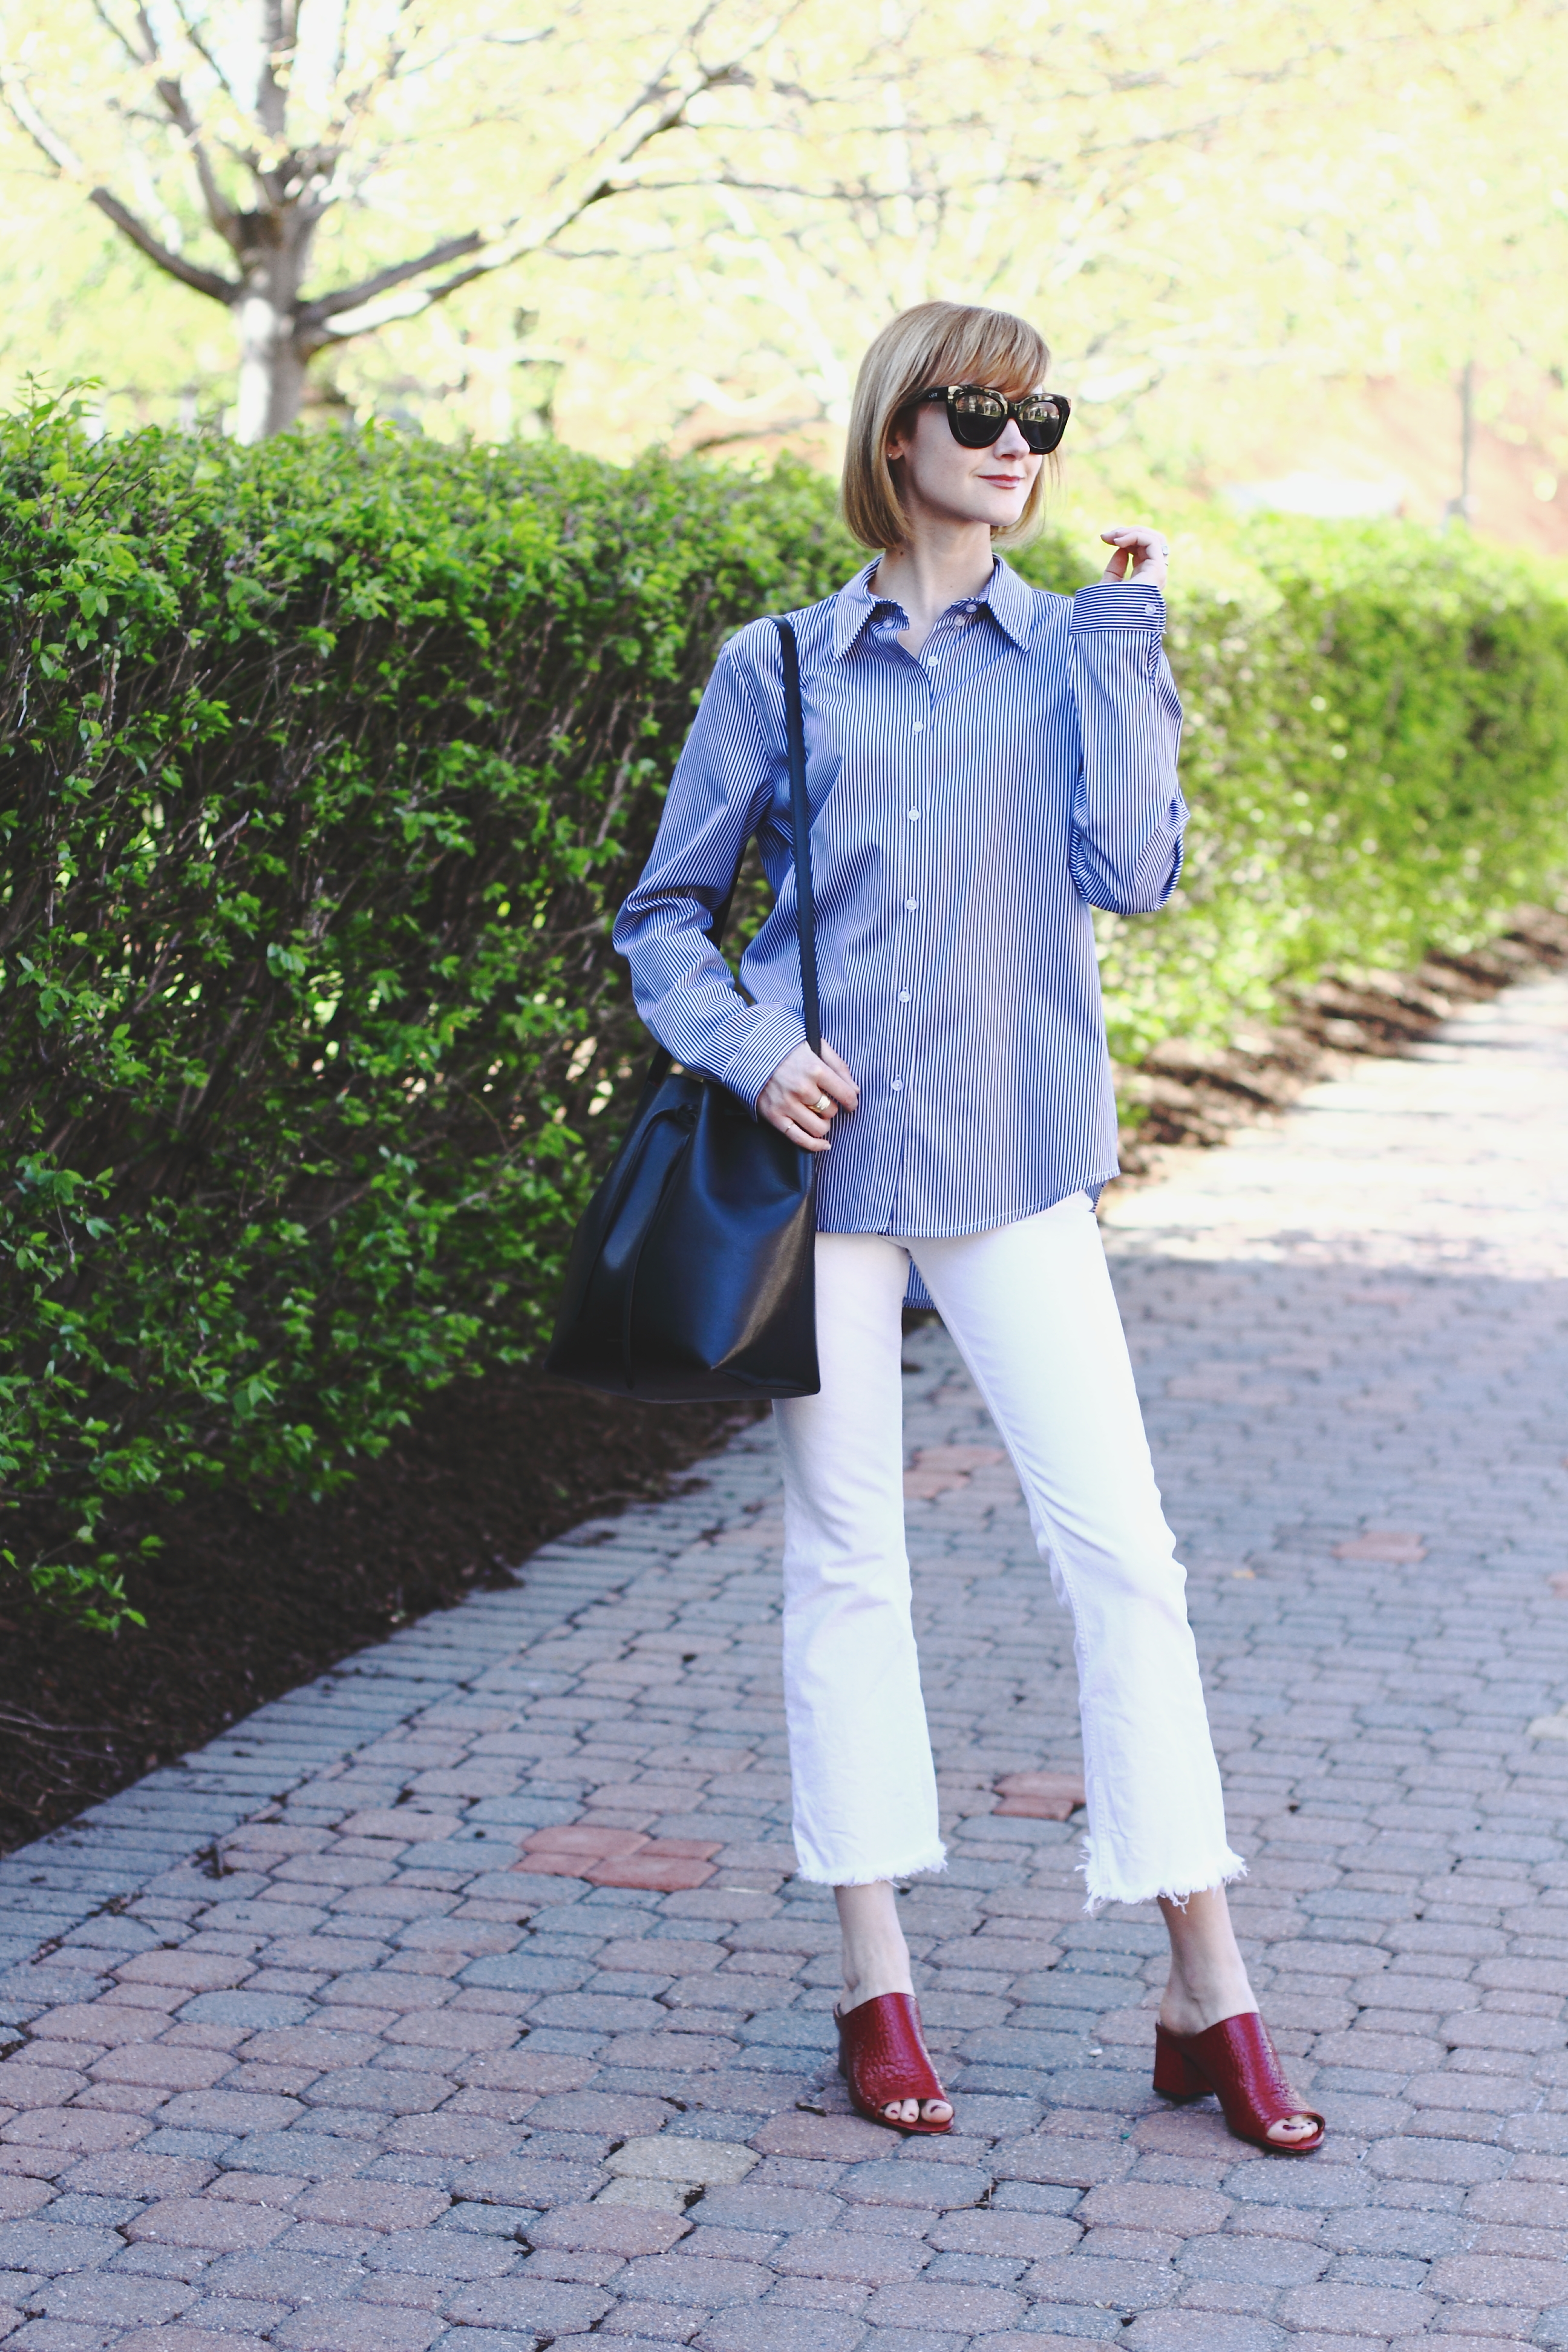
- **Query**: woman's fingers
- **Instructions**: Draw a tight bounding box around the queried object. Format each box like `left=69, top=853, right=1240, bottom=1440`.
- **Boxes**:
left=763, top=1105, right=832, bottom=1151
left=1100, top=524, right=1169, bottom=587
left=817, top=1041, right=860, bottom=1107
left=790, top=1059, right=841, bottom=1131
left=759, top=1067, right=835, bottom=1150
left=791, top=1091, right=835, bottom=1138
left=759, top=1040, right=858, bottom=1146
left=760, top=1089, right=831, bottom=1149
left=1102, top=525, right=1160, bottom=558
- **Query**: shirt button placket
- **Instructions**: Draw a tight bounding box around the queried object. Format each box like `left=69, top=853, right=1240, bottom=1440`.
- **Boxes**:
left=894, top=677, right=932, bottom=1119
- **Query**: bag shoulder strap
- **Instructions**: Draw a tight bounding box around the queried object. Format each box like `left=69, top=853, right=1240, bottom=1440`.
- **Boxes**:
left=704, top=617, right=822, bottom=1057
left=701, top=626, right=823, bottom=1068
left=772, top=616, right=822, bottom=1055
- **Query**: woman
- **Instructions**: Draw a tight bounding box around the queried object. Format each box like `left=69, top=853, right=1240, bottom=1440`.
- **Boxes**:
left=614, top=300, right=1322, bottom=2154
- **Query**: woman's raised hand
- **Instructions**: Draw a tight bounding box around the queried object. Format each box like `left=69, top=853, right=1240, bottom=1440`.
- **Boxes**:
left=1100, top=525, right=1169, bottom=592
left=759, top=1040, right=859, bottom=1152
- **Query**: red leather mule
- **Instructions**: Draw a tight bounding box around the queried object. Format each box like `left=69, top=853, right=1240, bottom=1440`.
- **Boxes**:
left=1154, top=2011, right=1325, bottom=2153
left=836, top=1991, right=952, bottom=2135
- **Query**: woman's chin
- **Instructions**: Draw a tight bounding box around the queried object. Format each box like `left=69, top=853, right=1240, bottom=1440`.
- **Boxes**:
left=942, top=502, right=1027, bottom=532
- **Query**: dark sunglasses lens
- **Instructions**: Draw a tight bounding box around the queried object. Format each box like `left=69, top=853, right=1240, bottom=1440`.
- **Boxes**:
left=947, top=391, right=1006, bottom=447
left=1018, top=397, right=1068, bottom=454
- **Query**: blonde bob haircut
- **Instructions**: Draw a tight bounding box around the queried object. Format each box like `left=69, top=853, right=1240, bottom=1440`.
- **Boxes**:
left=841, top=300, right=1053, bottom=554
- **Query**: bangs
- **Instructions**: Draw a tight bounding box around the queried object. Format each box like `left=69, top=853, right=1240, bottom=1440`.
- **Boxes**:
left=913, top=313, right=1048, bottom=405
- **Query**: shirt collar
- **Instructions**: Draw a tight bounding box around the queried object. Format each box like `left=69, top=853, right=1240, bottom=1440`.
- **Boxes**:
left=829, top=553, right=1035, bottom=658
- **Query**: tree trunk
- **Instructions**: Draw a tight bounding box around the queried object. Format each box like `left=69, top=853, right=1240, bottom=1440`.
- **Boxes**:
left=233, top=206, right=316, bottom=442
left=235, top=292, right=307, bottom=439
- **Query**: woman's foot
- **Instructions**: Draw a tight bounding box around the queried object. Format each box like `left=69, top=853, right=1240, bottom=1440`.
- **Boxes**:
left=835, top=1881, right=952, bottom=2127
left=1158, top=1888, right=1320, bottom=2148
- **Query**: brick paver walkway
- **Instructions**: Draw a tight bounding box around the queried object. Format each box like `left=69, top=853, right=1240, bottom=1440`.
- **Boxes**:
left=2, top=975, right=1567, bottom=2352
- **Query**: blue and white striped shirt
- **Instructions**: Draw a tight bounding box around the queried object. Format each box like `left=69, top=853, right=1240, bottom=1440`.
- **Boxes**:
left=614, top=555, right=1186, bottom=1245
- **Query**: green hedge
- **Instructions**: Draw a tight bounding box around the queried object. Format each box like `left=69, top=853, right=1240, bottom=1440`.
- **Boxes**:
left=3, top=396, right=1567, bottom=1624
left=0, top=399, right=853, bottom=1624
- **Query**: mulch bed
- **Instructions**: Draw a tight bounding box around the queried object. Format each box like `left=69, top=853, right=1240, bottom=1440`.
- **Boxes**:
left=1115, top=906, right=1568, bottom=1169
left=0, top=1380, right=761, bottom=1857
left=1, top=903, right=1564, bottom=1864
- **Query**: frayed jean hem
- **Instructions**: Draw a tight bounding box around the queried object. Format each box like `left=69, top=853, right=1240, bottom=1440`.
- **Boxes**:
left=794, top=1843, right=949, bottom=1889
left=1079, top=1843, right=1248, bottom=1916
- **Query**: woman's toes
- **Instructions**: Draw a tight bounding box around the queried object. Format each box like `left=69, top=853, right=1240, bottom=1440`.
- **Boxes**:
left=1266, top=2115, right=1317, bottom=2143
left=880, top=2096, right=950, bottom=2126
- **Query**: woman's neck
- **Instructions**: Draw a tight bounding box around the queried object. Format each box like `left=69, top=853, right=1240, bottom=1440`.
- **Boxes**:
left=872, top=524, right=996, bottom=658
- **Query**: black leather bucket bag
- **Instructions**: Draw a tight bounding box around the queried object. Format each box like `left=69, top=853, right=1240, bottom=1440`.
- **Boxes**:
left=544, top=617, right=822, bottom=1401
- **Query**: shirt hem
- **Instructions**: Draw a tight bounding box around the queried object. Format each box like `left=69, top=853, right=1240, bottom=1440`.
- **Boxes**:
left=814, top=1171, right=1122, bottom=1244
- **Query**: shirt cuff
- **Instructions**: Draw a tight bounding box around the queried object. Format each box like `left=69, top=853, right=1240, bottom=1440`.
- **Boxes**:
left=721, top=1002, right=811, bottom=1112
left=1071, top=581, right=1166, bottom=631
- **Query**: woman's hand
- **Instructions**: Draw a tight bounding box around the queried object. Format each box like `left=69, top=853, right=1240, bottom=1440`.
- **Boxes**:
left=759, top=1040, right=858, bottom=1152
left=1100, top=525, right=1169, bottom=592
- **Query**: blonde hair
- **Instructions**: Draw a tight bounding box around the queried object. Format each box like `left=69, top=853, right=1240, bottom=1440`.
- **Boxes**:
left=841, top=300, right=1053, bottom=554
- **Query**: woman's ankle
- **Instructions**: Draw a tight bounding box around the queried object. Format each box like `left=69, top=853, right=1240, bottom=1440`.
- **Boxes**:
left=841, top=1950, right=916, bottom=2008
left=1158, top=1887, right=1256, bottom=2033
left=1160, top=1975, right=1256, bottom=2036
left=835, top=1880, right=915, bottom=2008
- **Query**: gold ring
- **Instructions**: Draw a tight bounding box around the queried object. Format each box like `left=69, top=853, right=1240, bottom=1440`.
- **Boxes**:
left=812, top=1093, right=832, bottom=1117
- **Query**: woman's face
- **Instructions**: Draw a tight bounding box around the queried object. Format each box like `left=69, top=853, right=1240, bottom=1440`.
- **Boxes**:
left=884, top=394, right=1042, bottom=535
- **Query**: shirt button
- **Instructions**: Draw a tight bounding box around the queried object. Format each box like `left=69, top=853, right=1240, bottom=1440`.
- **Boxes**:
left=907, top=808, right=920, bottom=821
left=890, top=1078, right=903, bottom=1091
left=1143, top=601, right=1157, bottom=614
left=912, top=720, right=924, bottom=733
left=904, top=898, right=918, bottom=912
left=899, top=990, right=911, bottom=1003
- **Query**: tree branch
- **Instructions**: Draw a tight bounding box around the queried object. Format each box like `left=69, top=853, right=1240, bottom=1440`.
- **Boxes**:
left=88, top=186, right=239, bottom=301
left=324, top=0, right=426, bottom=150
left=297, top=228, right=487, bottom=327
left=294, top=7, right=795, bottom=350
left=85, top=0, right=146, bottom=70
left=255, top=0, right=296, bottom=142
left=0, top=73, right=234, bottom=298
left=1, top=68, right=242, bottom=305
left=132, top=8, right=241, bottom=243
left=171, top=0, right=240, bottom=106
left=81, top=1, right=241, bottom=247
left=0, top=68, right=90, bottom=177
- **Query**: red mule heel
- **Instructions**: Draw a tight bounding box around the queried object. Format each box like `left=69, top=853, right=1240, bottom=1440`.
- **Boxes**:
left=836, top=1992, right=952, bottom=2136
left=1151, top=2028, right=1209, bottom=2101
left=1153, top=2013, right=1325, bottom=2155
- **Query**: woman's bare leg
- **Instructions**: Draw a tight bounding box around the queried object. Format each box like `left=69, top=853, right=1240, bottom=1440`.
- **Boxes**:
left=835, top=1882, right=952, bottom=2128
left=1158, top=1886, right=1317, bottom=2145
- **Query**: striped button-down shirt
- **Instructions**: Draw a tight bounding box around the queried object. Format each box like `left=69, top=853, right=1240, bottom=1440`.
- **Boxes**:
left=614, top=555, right=1186, bottom=1249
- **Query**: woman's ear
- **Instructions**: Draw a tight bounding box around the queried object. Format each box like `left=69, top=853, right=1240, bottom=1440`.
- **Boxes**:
left=884, top=403, right=918, bottom=466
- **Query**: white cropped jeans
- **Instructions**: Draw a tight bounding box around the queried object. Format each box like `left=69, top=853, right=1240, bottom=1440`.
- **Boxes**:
left=773, top=1194, right=1245, bottom=1910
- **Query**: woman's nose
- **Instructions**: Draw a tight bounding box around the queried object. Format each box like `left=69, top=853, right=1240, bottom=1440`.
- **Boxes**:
left=991, top=419, right=1031, bottom=457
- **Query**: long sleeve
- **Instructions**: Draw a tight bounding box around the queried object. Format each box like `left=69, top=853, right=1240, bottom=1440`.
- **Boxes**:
left=1067, top=581, right=1187, bottom=914
left=613, top=639, right=809, bottom=1110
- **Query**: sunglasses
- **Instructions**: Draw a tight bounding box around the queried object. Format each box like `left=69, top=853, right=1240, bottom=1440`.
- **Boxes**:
left=916, top=382, right=1071, bottom=455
